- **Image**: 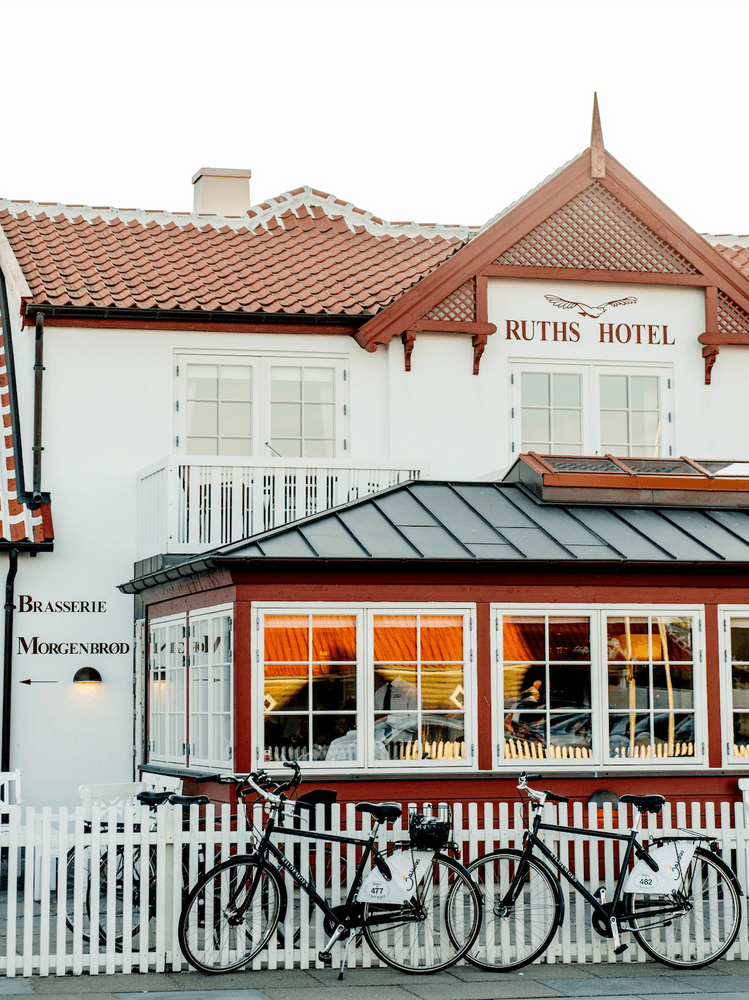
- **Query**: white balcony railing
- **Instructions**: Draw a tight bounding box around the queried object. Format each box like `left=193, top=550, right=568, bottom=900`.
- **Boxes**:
left=137, top=457, right=424, bottom=560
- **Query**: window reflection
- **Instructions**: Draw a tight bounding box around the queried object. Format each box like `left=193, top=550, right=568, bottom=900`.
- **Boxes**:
left=606, top=615, right=695, bottom=759
left=502, top=615, right=592, bottom=760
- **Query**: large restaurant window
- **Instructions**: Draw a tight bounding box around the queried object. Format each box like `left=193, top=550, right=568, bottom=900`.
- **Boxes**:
left=147, top=605, right=233, bottom=770
left=176, top=354, right=346, bottom=458
left=719, top=608, right=749, bottom=764
left=258, top=606, right=474, bottom=769
left=495, top=606, right=703, bottom=767
left=510, top=362, right=672, bottom=457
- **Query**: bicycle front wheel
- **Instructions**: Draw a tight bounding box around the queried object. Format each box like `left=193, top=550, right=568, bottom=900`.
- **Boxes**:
left=626, top=847, right=741, bottom=968
left=466, top=849, right=562, bottom=970
left=178, top=857, right=285, bottom=973
left=363, top=852, right=481, bottom=974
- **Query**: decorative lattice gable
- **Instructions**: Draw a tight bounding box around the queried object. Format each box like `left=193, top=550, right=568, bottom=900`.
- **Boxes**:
left=495, top=182, right=699, bottom=274
left=718, top=291, right=749, bottom=341
left=423, top=278, right=476, bottom=322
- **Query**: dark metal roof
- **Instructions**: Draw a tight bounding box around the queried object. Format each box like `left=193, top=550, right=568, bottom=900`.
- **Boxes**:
left=119, top=480, right=749, bottom=594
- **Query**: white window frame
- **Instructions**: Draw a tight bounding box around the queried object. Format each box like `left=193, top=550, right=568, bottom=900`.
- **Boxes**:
left=718, top=606, right=749, bottom=767
left=509, top=360, right=674, bottom=458
left=147, top=612, right=187, bottom=767
left=148, top=604, right=234, bottom=772
left=491, top=603, right=706, bottom=770
left=254, top=602, right=477, bottom=773
left=188, top=605, right=234, bottom=771
left=175, top=351, right=348, bottom=460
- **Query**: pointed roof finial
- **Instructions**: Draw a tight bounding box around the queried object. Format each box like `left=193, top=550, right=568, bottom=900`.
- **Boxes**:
left=590, top=92, right=605, bottom=178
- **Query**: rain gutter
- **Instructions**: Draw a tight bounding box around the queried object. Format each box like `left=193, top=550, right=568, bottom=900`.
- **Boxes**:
left=24, top=304, right=371, bottom=328
left=2, top=548, right=18, bottom=771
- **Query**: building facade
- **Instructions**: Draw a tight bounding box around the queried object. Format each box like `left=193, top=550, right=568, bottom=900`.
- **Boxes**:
left=2, top=109, right=749, bottom=806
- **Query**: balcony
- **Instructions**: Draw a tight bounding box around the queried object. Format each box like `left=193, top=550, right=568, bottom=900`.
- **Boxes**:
left=137, top=457, right=424, bottom=559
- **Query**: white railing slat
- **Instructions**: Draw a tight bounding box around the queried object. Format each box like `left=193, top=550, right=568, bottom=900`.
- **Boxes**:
left=0, top=796, right=747, bottom=975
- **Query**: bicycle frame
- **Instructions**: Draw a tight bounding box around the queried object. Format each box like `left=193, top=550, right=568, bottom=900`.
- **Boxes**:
left=512, top=805, right=690, bottom=939
left=239, top=800, right=425, bottom=933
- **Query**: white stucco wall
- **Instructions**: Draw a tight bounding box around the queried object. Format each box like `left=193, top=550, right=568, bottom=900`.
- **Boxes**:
left=3, top=274, right=749, bottom=805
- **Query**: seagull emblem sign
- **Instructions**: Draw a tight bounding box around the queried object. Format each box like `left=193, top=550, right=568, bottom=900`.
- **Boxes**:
left=544, top=293, right=638, bottom=319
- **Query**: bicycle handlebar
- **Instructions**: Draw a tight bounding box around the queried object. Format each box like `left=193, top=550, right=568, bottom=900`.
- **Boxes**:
left=214, top=761, right=303, bottom=806
left=517, top=771, right=570, bottom=806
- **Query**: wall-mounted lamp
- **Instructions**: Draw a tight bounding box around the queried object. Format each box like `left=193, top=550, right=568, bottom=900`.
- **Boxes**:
left=73, top=666, right=102, bottom=684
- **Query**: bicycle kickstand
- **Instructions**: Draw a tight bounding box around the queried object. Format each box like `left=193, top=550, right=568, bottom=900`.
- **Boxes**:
left=337, top=930, right=356, bottom=980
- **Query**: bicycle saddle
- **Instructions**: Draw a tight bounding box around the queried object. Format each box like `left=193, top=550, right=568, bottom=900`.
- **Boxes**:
left=137, top=789, right=173, bottom=807
left=355, top=802, right=402, bottom=823
left=170, top=794, right=210, bottom=806
left=619, top=794, right=665, bottom=814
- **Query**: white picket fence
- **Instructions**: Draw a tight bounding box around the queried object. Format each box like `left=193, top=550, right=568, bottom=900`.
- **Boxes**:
left=1, top=797, right=748, bottom=976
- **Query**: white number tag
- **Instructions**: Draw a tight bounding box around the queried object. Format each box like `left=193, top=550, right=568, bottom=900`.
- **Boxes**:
left=624, top=840, right=697, bottom=893
left=356, top=850, right=434, bottom=904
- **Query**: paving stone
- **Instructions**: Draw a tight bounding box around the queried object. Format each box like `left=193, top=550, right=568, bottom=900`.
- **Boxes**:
left=116, top=993, right=270, bottom=1000
left=644, top=996, right=749, bottom=1000
left=306, top=967, right=459, bottom=985
left=542, top=978, right=702, bottom=996
left=0, top=984, right=35, bottom=996
left=677, top=978, right=749, bottom=992
left=242, top=990, right=418, bottom=1000
left=394, top=980, right=563, bottom=1000
left=30, top=975, right=174, bottom=994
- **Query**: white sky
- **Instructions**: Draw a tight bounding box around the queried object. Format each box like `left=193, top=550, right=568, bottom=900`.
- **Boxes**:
left=2, top=0, right=748, bottom=236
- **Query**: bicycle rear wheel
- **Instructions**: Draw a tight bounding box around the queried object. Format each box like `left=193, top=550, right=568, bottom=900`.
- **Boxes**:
left=626, top=847, right=741, bottom=968
left=363, top=852, right=481, bottom=973
left=178, top=857, right=285, bottom=973
left=66, top=845, right=152, bottom=949
left=466, top=849, right=562, bottom=970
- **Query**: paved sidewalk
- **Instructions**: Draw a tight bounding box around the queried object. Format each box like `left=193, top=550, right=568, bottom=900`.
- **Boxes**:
left=2, top=962, right=749, bottom=1000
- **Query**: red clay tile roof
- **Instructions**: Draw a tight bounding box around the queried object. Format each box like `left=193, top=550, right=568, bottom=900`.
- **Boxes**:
left=708, top=239, right=749, bottom=281
left=0, top=330, right=53, bottom=545
left=0, top=188, right=473, bottom=318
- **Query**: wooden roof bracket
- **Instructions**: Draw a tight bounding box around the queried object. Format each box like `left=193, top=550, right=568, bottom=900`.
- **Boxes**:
left=702, top=344, right=719, bottom=385
left=472, top=332, right=487, bottom=375
left=402, top=330, right=416, bottom=371
left=401, top=322, right=496, bottom=372
left=702, top=285, right=719, bottom=385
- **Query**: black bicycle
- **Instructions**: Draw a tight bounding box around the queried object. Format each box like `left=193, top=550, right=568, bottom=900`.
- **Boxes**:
left=177, top=762, right=482, bottom=977
left=65, top=789, right=209, bottom=949
left=466, top=773, right=742, bottom=970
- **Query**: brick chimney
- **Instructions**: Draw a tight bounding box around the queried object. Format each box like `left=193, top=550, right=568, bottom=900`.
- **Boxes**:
left=192, top=167, right=252, bottom=215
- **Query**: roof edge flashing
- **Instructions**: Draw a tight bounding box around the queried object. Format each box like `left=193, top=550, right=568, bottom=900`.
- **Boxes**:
left=502, top=454, right=749, bottom=508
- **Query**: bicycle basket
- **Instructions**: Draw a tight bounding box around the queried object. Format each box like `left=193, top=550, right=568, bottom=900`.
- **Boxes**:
left=409, top=812, right=451, bottom=851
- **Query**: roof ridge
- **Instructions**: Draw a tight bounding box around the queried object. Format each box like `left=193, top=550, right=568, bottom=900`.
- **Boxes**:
left=0, top=189, right=477, bottom=242
left=703, top=234, right=749, bottom=248
left=244, top=186, right=477, bottom=240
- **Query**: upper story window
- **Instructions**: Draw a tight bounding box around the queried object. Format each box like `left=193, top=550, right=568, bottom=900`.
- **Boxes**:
left=177, top=354, right=346, bottom=459
left=511, top=362, right=672, bottom=457
left=257, top=604, right=475, bottom=771
left=495, top=605, right=703, bottom=768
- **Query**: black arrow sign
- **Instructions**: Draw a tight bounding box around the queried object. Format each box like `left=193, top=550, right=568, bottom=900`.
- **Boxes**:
left=20, top=679, right=58, bottom=685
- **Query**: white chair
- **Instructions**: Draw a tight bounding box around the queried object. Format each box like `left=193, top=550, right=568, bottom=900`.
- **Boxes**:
left=139, top=773, right=183, bottom=796
left=78, top=782, right=147, bottom=824
left=0, top=769, right=21, bottom=814
left=79, top=776, right=183, bottom=823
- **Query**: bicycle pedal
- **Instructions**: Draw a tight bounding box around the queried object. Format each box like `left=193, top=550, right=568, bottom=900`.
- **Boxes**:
left=318, top=951, right=333, bottom=967
left=613, top=943, right=628, bottom=955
